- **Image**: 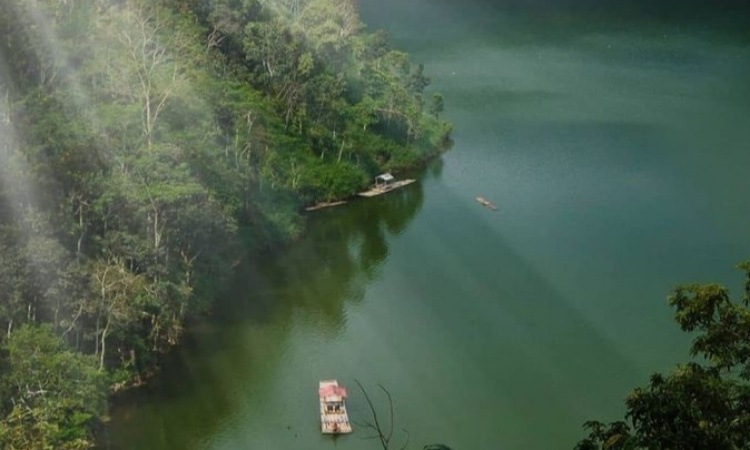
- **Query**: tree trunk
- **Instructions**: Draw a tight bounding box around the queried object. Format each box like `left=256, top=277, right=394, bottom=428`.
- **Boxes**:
left=76, top=200, right=85, bottom=260
left=63, top=300, right=85, bottom=338
left=54, top=296, right=61, bottom=334
left=99, top=315, right=110, bottom=371
left=94, top=314, right=101, bottom=357
left=337, top=139, right=346, bottom=163
left=145, top=89, right=153, bottom=148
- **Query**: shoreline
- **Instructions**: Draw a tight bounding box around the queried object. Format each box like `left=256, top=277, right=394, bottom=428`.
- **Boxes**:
left=99, top=138, right=452, bottom=432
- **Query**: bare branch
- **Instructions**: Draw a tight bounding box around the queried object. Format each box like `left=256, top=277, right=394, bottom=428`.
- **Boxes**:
left=355, top=379, right=389, bottom=450
left=378, top=383, right=395, bottom=444
left=355, top=380, right=411, bottom=450
left=396, top=429, right=410, bottom=450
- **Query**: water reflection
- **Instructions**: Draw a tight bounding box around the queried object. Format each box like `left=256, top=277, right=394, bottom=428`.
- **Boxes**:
left=103, top=173, right=425, bottom=450
left=237, top=173, right=424, bottom=326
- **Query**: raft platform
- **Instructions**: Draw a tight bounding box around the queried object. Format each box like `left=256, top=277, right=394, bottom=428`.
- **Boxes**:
left=358, top=179, right=416, bottom=197
left=319, top=380, right=353, bottom=434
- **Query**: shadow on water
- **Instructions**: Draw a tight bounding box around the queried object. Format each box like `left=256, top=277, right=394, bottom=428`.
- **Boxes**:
left=220, top=170, right=426, bottom=328
left=101, top=168, right=426, bottom=450
left=383, top=184, right=648, bottom=448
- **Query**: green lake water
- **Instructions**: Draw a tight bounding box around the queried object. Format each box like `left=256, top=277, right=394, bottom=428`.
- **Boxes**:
left=104, top=1, right=750, bottom=449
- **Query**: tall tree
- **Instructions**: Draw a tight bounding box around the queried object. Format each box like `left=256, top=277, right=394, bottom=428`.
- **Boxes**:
left=0, top=0, right=451, bottom=445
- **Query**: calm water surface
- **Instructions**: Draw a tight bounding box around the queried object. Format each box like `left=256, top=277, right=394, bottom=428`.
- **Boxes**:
left=105, top=2, right=750, bottom=449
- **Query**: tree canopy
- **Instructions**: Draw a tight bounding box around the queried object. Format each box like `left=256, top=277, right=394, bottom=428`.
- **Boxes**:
left=576, top=262, right=750, bottom=450
left=0, top=0, right=451, bottom=446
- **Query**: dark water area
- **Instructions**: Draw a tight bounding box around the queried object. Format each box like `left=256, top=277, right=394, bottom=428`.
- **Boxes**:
left=104, top=1, right=750, bottom=449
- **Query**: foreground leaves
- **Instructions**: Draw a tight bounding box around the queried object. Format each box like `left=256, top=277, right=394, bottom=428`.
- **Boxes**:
left=576, top=262, right=750, bottom=450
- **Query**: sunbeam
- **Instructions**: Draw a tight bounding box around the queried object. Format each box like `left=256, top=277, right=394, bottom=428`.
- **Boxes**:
left=1, top=1, right=749, bottom=449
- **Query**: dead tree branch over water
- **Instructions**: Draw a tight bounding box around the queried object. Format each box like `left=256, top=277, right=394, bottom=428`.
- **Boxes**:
left=354, top=379, right=454, bottom=450
left=354, top=379, right=410, bottom=450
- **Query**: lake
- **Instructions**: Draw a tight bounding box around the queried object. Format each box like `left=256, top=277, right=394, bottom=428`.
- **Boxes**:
left=104, top=1, right=750, bottom=449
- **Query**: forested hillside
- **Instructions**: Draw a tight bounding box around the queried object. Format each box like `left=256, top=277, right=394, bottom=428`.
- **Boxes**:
left=0, top=0, right=451, bottom=447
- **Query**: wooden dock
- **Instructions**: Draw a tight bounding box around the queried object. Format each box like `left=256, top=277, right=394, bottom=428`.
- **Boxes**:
left=476, top=196, right=497, bottom=211
left=305, top=201, right=347, bottom=212
left=358, top=179, right=416, bottom=198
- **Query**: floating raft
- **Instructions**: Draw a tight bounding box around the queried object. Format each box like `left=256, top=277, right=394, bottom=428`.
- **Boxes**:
left=358, top=179, right=416, bottom=198
left=476, top=196, right=497, bottom=211
left=319, top=380, right=353, bottom=434
left=305, top=201, right=347, bottom=212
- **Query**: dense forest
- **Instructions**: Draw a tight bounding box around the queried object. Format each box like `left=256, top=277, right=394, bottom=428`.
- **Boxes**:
left=0, top=0, right=451, bottom=447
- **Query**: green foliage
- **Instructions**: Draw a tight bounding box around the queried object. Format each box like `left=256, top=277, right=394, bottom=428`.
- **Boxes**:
left=0, top=325, right=106, bottom=449
left=0, top=0, right=452, bottom=444
left=576, top=262, right=750, bottom=450
left=429, top=93, right=445, bottom=119
left=300, top=161, right=367, bottom=202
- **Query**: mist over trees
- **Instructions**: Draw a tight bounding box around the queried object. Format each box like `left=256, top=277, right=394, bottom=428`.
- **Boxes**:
left=0, top=0, right=451, bottom=447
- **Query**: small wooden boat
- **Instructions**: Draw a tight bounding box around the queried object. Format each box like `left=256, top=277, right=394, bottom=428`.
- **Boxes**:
left=476, top=196, right=497, bottom=211
left=319, top=380, right=353, bottom=434
left=305, top=200, right=348, bottom=212
left=358, top=173, right=416, bottom=198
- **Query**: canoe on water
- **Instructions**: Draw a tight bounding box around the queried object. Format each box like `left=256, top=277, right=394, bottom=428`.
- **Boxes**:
left=305, top=201, right=347, bottom=212
left=476, top=196, right=497, bottom=211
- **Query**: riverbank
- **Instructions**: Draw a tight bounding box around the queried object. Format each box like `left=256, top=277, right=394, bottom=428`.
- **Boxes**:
left=0, top=1, right=452, bottom=448
left=102, top=0, right=750, bottom=448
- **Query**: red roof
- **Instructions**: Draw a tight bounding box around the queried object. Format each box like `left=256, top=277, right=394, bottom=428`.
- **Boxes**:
left=319, top=385, right=347, bottom=398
